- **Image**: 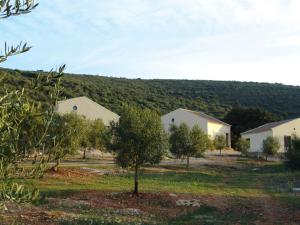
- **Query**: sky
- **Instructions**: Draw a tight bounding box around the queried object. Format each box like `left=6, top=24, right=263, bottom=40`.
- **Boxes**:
left=1, top=0, right=300, bottom=85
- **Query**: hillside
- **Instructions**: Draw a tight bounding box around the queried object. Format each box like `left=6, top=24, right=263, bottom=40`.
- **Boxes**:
left=1, top=68, right=300, bottom=119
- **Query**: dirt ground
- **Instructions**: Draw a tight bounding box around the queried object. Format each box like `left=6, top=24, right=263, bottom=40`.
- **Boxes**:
left=2, top=190, right=299, bottom=225
left=1, top=154, right=300, bottom=225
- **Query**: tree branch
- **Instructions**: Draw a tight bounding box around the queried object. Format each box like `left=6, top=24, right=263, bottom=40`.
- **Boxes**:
left=0, top=0, right=38, bottom=19
left=0, top=42, right=31, bottom=63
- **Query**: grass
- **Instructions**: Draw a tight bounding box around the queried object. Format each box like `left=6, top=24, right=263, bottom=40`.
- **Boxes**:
left=32, top=163, right=261, bottom=196
left=1, top=156, right=300, bottom=224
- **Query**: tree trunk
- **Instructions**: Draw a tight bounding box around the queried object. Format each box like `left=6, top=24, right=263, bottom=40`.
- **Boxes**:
left=187, top=156, right=190, bottom=169
left=53, top=158, right=60, bottom=172
left=134, top=165, right=139, bottom=195
left=219, top=149, right=222, bottom=156
left=83, top=148, right=87, bottom=160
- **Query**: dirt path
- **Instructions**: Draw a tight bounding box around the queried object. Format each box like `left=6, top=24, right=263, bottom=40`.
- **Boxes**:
left=252, top=195, right=300, bottom=225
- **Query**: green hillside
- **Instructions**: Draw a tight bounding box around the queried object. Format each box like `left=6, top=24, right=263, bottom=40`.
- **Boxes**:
left=1, top=68, right=300, bottom=119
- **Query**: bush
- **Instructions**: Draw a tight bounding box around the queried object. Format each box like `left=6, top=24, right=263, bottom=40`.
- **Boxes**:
left=169, top=123, right=210, bottom=168
left=214, top=135, right=226, bottom=156
left=286, top=136, right=300, bottom=169
left=235, top=138, right=250, bottom=156
left=262, top=136, right=280, bottom=160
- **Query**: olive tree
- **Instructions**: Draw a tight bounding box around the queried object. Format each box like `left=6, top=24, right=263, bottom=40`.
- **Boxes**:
left=236, top=138, right=250, bottom=156
left=169, top=123, right=209, bottom=168
left=46, top=113, right=86, bottom=171
left=82, top=119, right=106, bottom=160
left=214, top=135, right=226, bottom=156
left=109, top=105, right=168, bottom=195
left=262, top=136, right=280, bottom=160
left=0, top=0, right=65, bottom=213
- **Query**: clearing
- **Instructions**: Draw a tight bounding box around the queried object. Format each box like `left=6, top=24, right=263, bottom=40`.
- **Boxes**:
left=1, top=154, right=300, bottom=225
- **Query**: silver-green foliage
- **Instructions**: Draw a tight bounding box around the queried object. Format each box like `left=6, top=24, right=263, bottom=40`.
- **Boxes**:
left=214, top=135, right=226, bottom=156
left=169, top=123, right=209, bottom=168
left=109, top=105, right=169, bottom=194
left=0, top=182, right=39, bottom=210
left=46, top=113, right=86, bottom=171
left=0, top=0, right=66, bottom=213
left=262, top=136, right=280, bottom=159
left=81, top=119, right=106, bottom=159
left=236, top=138, right=250, bottom=155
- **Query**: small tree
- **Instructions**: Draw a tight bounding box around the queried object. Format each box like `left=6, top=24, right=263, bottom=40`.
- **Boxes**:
left=47, top=113, right=86, bottom=171
left=262, top=136, right=280, bottom=160
left=214, top=135, right=226, bottom=156
left=169, top=123, right=190, bottom=163
left=236, top=138, right=250, bottom=156
left=286, top=136, right=300, bottom=169
left=109, top=106, right=168, bottom=195
left=82, top=119, right=106, bottom=159
left=169, top=123, right=209, bottom=168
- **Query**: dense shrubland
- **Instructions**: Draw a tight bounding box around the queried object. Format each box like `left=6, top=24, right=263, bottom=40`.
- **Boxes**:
left=1, top=68, right=300, bottom=120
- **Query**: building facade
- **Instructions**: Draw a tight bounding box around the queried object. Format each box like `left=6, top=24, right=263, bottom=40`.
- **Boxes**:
left=55, top=96, right=120, bottom=126
left=241, top=118, right=300, bottom=153
left=161, top=108, right=231, bottom=147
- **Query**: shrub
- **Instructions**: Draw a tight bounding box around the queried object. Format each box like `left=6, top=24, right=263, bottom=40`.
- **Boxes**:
left=235, top=138, right=250, bottom=156
left=169, top=123, right=209, bottom=168
left=214, top=135, right=226, bottom=156
left=262, top=136, right=280, bottom=160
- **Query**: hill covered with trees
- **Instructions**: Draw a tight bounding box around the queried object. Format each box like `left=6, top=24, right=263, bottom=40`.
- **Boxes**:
left=1, top=67, right=300, bottom=119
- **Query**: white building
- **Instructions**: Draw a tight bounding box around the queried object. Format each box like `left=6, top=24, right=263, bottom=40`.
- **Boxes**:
left=241, top=118, right=300, bottom=154
left=161, top=108, right=231, bottom=147
left=55, top=96, right=120, bottom=126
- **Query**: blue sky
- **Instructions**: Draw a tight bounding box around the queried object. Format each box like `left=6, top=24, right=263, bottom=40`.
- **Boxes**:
left=1, top=0, right=300, bottom=85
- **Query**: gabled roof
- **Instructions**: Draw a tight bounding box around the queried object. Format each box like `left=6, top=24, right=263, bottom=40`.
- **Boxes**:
left=178, top=108, right=230, bottom=126
left=58, top=96, right=119, bottom=115
left=241, top=119, right=296, bottom=135
left=57, top=96, right=92, bottom=104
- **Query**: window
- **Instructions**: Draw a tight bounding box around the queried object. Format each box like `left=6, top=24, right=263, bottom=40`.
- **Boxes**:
left=171, top=118, right=175, bottom=123
left=73, top=105, right=78, bottom=111
left=284, top=136, right=291, bottom=150
left=226, top=133, right=229, bottom=147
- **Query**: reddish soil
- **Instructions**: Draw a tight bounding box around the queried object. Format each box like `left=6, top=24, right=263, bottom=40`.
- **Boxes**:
left=45, top=168, right=93, bottom=179
left=1, top=190, right=300, bottom=225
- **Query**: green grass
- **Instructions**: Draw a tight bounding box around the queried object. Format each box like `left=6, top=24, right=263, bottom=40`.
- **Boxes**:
left=32, top=164, right=264, bottom=197
left=2, top=157, right=300, bottom=225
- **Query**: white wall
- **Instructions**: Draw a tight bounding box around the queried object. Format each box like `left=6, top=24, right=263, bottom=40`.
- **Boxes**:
left=161, top=109, right=231, bottom=147
left=242, top=130, right=272, bottom=153
left=272, top=118, right=300, bottom=153
left=161, top=109, right=208, bottom=134
left=207, top=122, right=231, bottom=146
left=55, top=97, right=119, bottom=126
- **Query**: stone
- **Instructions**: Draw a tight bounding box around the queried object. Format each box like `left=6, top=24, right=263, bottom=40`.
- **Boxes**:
left=176, top=199, right=201, bottom=207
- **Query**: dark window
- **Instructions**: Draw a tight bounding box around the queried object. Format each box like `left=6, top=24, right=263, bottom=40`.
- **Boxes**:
left=284, top=136, right=291, bottom=150
left=226, top=133, right=229, bottom=147
left=73, top=105, right=78, bottom=111
left=171, top=118, right=175, bottom=123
